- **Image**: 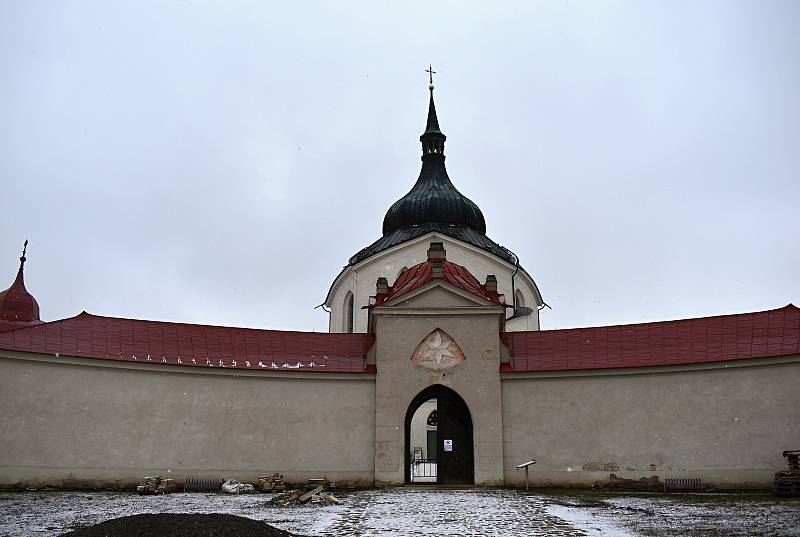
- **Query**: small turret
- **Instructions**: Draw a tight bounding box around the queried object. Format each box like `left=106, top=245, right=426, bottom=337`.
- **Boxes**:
left=0, top=240, right=42, bottom=332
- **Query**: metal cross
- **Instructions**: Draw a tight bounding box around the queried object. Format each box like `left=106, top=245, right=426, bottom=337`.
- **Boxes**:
left=426, top=64, right=436, bottom=85
left=21, top=239, right=28, bottom=258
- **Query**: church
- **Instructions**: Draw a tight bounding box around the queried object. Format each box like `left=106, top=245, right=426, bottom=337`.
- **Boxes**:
left=0, top=80, right=797, bottom=490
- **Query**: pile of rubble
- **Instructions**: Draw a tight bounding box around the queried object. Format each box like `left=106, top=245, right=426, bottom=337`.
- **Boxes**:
left=136, top=476, right=177, bottom=495
left=592, top=474, right=663, bottom=492
left=267, top=478, right=341, bottom=506
left=133, top=471, right=343, bottom=506
left=775, top=450, right=800, bottom=497
left=221, top=479, right=256, bottom=494
left=258, top=473, right=286, bottom=492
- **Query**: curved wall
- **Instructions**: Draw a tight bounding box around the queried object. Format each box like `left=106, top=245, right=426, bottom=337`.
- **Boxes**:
left=1, top=351, right=796, bottom=490
left=0, top=351, right=375, bottom=489
left=500, top=357, right=800, bottom=489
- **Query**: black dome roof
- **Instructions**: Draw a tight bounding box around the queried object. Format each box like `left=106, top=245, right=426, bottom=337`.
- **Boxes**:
left=382, top=158, right=486, bottom=235
left=382, top=92, right=486, bottom=236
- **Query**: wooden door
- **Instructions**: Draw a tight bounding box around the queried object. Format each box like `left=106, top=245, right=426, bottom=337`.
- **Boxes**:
left=436, top=387, right=474, bottom=485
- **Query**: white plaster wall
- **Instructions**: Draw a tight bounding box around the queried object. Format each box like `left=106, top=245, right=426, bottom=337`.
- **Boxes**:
left=2, top=350, right=797, bottom=491
left=327, top=232, right=541, bottom=333
left=501, top=359, right=800, bottom=489
left=0, top=353, right=376, bottom=489
left=409, top=400, right=437, bottom=459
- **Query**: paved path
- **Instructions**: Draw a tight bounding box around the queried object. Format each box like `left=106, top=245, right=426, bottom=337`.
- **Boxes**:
left=321, top=488, right=591, bottom=536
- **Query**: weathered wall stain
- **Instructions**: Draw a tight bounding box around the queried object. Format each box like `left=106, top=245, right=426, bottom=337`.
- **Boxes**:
left=581, top=462, right=620, bottom=472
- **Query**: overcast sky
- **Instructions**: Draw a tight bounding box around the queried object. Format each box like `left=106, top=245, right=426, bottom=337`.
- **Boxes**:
left=1, top=1, right=798, bottom=332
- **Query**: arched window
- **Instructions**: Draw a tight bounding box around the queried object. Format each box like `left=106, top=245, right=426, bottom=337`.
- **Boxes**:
left=515, top=290, right=525, bottom=309
left=344, top=291, right=354, bottom=333
left=426, top=410, right=438, bottom=427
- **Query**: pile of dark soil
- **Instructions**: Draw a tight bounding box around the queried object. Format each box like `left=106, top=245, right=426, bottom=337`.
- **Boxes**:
left=61, top=513, right=306, bottom=537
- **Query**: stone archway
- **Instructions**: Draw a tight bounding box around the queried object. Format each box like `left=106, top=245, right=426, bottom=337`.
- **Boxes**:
left=404, top=384, right=474, bottom=485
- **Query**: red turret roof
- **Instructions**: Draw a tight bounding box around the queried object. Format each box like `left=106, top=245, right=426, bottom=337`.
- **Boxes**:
left=0, top=312, right=374, bottom=372
left=501, top=304, right=800, bottom=372
left=0, top=247, right=41, bottom=332
left=370, top=259, right=507, bottom=307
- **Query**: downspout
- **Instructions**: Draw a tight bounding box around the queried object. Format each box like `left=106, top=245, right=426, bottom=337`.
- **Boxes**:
left=503, top=246, right=550, bottom=328
left=536, top=302, right=551, bottom=329
left=504, top=248, right=521, bottom=312
left=314, top=303, right=331, bottom=331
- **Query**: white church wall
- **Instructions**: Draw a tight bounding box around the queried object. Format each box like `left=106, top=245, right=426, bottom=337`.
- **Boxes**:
left=327, top=233, right=541, bottom=333
left=409, top=400, right=437, bottom=459
left=500, top=357, right=800, bottom=489
left=0, top=352, right=377, bottom=489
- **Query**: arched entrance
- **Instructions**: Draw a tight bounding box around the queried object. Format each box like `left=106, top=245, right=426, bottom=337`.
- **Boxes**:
left=405, top=384, right=474, bottom=485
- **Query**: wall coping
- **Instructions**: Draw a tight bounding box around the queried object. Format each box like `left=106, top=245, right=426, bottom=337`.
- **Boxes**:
left=500, top=354, right=800, bottom=380
left=0, top=349, right=376, bottom=381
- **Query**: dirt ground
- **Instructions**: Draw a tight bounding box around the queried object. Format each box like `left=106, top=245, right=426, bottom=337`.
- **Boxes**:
left=0, top=488, right=798, bottom=537
left=61, top=513, right=303, bottom=537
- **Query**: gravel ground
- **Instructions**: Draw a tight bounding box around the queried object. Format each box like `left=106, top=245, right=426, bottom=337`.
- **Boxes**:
left=0, top=488, right=797, bottom=536
left=544, top=490, right=800, bottom=537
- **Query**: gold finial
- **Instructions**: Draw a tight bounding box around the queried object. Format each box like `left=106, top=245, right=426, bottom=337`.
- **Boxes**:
left=426, top=64, right=436, bottom=91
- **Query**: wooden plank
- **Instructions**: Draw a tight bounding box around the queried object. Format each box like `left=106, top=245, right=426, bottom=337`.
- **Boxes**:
left=298, top=485, right=324, bottom=503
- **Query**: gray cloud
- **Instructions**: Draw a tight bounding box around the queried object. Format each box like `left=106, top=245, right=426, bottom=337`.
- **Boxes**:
left=1, top=0, right=798, bottom=331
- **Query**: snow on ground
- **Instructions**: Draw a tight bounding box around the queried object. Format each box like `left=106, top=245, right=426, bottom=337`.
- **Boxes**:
left=544, top=491, right=800, bottom=537
left=322, top=488, right=583, bottom=536
left=0, top=488, right=798, bottom=536
left=546, top=503, right=631, bottom=537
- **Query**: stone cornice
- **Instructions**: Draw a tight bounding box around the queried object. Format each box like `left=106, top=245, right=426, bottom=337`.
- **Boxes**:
left=0, top=349, right=376, bottom=381
left=500, top=354, right=800, bottom=380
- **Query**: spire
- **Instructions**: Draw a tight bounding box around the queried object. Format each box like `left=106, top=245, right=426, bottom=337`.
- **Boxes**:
left=424, top=65, right=442, bottom=135
left=10, top=240, right=28, bottom=291
left=424, top=92, right=442, bottom=135
left=381, top=70, right=487, bottom=236
left=420, top=65, right=446, bottom=156
left=18, top=239, right=27, bottom=272
left=0, top=239, right=41, bottom=327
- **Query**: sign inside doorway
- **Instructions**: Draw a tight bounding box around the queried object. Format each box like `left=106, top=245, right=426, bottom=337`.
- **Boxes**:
left=443, top=439, right=453, bottom=452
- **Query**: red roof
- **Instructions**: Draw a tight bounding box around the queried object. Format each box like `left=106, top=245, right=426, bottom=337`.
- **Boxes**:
left=0, top=312, right=374, bottom=373
left=3, top=306, right=796, bottom=375
left=372, top=260, right=506, bottom=306
left=501, top=304, right=800, bottom=372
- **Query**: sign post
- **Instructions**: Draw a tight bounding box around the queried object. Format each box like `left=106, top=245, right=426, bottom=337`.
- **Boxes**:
left=515, top=459, right=537, bottom=491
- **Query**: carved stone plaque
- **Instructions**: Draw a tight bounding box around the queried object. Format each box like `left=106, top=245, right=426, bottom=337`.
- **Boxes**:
left=411, top=329, right=465, bottom=370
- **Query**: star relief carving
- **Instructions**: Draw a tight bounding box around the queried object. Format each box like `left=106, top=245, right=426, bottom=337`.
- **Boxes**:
left=428, top=331, right=454, bottom=368
left=411, top=329, right=465, bottom=370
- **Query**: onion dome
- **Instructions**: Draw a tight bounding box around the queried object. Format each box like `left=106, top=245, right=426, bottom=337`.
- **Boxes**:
left=346, top=73, right=516, bottom=268
left=0, top=241, right=41, bottom=331
left=382, top=84, right=486, bottom=236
